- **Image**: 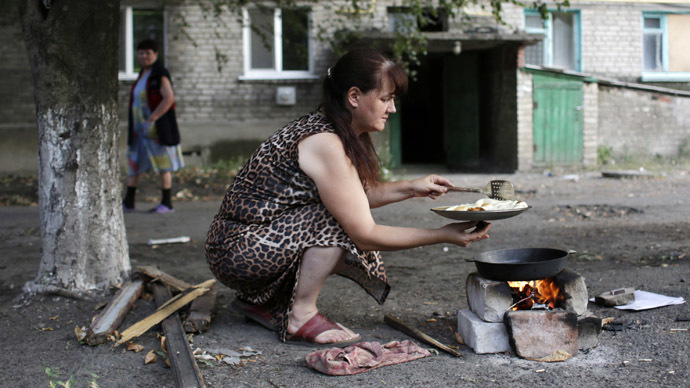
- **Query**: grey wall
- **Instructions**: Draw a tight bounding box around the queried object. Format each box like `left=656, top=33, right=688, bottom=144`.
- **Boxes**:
left=597, top=87, right=690, bottom=158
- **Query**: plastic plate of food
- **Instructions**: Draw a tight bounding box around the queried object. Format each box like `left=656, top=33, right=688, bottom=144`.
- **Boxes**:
left=431, top=198, right=531, bottom=221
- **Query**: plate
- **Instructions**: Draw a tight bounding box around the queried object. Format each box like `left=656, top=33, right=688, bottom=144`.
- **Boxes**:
left=431, top=205, right=531, bottom=221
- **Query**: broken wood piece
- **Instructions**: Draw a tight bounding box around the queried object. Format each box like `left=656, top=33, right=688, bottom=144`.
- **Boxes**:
left=136, top=265, right=192, bottom=292
left=183, top=283, right=218, bottom=333
left=114, top=279, right=215, bottom=347
left=85, top=279, right=145, bottom=345
left=384, top=315, right=462, bottom=357
left=153, top=283, right=207, bottom=388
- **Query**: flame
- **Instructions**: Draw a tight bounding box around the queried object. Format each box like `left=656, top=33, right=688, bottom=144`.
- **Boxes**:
left=507, top=278, right=564, bottom=310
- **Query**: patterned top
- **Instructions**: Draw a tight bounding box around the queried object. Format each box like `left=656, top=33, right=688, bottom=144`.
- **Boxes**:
left=205, top=112, right=389, bottom=340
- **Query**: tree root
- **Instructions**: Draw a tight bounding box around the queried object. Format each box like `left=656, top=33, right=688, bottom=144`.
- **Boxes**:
left=22, top=281, right=101, bottom=300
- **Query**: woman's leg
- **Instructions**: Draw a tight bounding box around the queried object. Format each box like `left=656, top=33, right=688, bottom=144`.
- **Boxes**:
left=160, top=171, right=172, bottom=189
left=159, top=171, right=173, bottom=209
left=123, top=175, right=140, bottom=209
left=287, top=246, right=359, bottom=343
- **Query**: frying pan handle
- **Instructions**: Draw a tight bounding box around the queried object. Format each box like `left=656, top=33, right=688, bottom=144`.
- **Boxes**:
left=447, top=187, right=480, bottom=193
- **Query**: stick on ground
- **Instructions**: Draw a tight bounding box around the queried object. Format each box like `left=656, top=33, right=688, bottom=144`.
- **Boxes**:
left=135, top=265, right=192, bottom=292
left=384, top=314, right=463, bottom=357
left=114, top=279, right=215, bottom=346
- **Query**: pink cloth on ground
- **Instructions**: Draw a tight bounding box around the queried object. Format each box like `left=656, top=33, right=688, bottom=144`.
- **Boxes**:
left=305, top=340, right=431, bottom=376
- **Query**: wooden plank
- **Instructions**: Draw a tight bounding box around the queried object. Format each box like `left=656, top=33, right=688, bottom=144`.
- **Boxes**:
left=384, top=315, right=463, bottom=358
left=85, top=279, right=144, bottom=346
left=114, top=279, right=215, bottom=346
left=183, top=283, right=217, bottom=333
left=153, top=283, right=207, bottom=388
left=135, top=265, right=192, bottom=292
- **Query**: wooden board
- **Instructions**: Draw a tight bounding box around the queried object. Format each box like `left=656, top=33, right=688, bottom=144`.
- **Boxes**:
left=85, top=279, right=144, bottom=345
left=153, top=284, right=207, bottom=388
left=183, top=283, right=217, bottom=333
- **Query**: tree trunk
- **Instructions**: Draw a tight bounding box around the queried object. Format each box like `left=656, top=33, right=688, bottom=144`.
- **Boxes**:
left=19, top=0, right=129, bottom=297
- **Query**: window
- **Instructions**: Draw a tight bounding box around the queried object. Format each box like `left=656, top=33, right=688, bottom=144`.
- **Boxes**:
left=119, top=7, right=166, bottom=80
left=523, top=10, right=580, bottom=71
left=641, top=12, right=690, bottom=82
left=241, top=7, right=315, bottom=80
left=387, top=7, right=448, bottom=33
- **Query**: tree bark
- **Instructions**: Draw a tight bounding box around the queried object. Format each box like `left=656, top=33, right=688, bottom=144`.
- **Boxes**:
left=19, top=0, right=129, bottom=296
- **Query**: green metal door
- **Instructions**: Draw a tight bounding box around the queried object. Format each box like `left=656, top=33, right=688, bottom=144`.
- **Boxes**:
left=532, top=73, right=584, bottom=166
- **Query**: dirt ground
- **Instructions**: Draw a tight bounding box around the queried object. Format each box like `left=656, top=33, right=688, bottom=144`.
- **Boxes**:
left=1, top=168, right=689, bottom=388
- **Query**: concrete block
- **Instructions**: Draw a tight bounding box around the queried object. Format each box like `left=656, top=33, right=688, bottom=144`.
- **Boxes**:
left=466, top=272, right=513, bottom=323
left=457, top=309, right=511, bottom=354
left=505, top=310, right=578, bottom=361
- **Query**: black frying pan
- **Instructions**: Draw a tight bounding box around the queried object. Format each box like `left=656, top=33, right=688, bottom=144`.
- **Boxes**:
left=467, top=248, right=568, bottom=281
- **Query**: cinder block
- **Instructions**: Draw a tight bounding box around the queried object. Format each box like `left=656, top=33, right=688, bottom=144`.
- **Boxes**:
left=457, top=309, right=511, bottom=354
left=466, top=272, right=513, bottom=323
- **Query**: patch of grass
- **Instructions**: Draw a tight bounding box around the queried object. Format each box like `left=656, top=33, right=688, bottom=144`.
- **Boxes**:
left=45, top=367, right=99, bottom=388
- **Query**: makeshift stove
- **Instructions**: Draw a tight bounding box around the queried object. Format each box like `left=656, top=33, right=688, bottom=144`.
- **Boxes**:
left=457, top=268, right=602, bottom=362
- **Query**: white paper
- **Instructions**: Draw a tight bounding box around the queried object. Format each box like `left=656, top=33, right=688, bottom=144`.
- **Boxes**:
left=590, top=290, right=685, bottom=311
left=147, top=236, right=191, bottom=246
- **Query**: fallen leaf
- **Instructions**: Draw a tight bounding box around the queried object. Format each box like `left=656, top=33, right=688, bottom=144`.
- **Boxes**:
left=145, top=350, right=157, bottom=365
left=427, top=318, right=437, bottom=323
left=74, top=326, right=87, bottom=341
left=37, top=327, right=53, bottom=332
left=455, top=332, right=465, bottom=345
left=50, top=315, right=59, bottom=321
left=161, top=336, right=167, bottom=353
left=126, top=341, right=145, bottom=353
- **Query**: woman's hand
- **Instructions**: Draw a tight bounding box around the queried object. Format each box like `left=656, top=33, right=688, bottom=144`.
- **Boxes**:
left=408, top=174, right=453, bottom=199
left=439, top=221, right=491, bottom=247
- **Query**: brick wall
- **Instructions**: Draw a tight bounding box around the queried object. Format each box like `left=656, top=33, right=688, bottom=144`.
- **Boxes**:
left=580, top=5, right=642, bottom=81
left=598, top=87, right=690, bottom=157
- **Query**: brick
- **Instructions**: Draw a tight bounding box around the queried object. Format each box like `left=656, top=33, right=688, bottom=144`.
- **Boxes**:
left=578, top=313, right=602, bottom=350
left=554, top=269, right=589, bottom=315
left=504, top=310, right=578, bottom=361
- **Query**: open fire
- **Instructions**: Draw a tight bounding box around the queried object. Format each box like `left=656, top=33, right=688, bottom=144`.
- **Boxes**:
left=507, top=278, right=564, bottom=310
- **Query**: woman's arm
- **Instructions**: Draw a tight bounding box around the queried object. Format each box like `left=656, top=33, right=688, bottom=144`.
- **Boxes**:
left=367, top=175, right=452, bottom=208
left=298, top=133, right=490, bottom=251
left=148, top=76, right=175, bottom=123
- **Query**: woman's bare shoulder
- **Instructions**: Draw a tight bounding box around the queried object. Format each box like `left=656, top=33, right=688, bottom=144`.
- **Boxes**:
left=299, top=132, right=344, bottom=154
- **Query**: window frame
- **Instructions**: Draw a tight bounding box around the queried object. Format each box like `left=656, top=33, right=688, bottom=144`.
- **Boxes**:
left=118, top=6, right=167, bottom=81
left=641, top=12, right=690, bottom=82
left=240, top=6, right=317, bottom=81
left=523, top=9, right=581, bottom=72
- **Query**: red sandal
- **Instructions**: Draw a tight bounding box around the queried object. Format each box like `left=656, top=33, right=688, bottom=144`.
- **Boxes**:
left=287, top=312, right=361, bottom=347
left=231, top=299, right=277, bottom=332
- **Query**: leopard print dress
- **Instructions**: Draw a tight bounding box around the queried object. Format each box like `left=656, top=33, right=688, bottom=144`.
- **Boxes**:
left=205, top=112, right=390, bottom=341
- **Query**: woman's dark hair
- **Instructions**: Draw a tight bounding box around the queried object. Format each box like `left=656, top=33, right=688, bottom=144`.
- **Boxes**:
left=322, top=48, right=408, bottom=187
left=136, top=39, right=159, bottom=53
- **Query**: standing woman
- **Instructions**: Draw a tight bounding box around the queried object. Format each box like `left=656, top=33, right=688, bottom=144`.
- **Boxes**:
left=122, top=39, right=184, bottom=214
left=205, top=48, right=491, bottom=346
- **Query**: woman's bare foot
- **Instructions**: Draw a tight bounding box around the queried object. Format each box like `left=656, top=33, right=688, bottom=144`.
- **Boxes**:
left=287, top=309, right=360, bottom=344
